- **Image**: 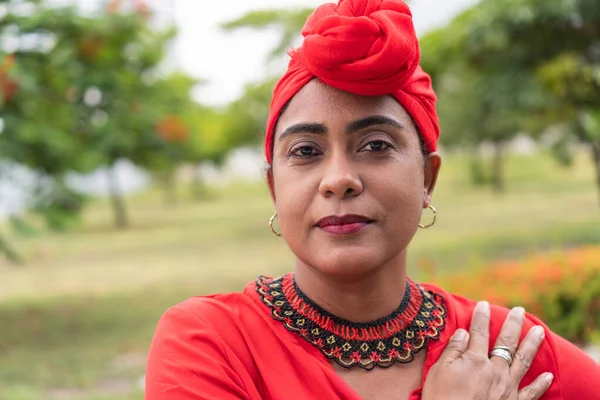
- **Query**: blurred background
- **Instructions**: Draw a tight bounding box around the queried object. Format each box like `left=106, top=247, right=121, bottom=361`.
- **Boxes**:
left=0, top=0, right=599, bottom=399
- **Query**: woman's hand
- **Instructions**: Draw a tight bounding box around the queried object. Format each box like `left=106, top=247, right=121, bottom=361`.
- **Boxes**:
left=421, top=301, right=553, bottom=400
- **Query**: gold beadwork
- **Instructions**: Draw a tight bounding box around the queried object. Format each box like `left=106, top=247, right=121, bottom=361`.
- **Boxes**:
left=255, top=274, right=447, bottom=370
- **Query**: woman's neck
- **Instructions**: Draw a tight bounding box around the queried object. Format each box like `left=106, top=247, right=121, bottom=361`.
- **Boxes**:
left=293, top=252, right=408, bottom=323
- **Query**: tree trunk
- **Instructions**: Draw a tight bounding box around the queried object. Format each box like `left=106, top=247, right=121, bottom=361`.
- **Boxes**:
left=162, top=169, right=177, bottom=206
left=491, top=141, right=505, bottom=195
left=191, top=162, right=207, bottom=200
left=107, top=163, right=129, bottom=229
left=469, top=152, right=489, bottom=186
left=0, top=232, right=23, bottom=266
left=592, top=141, right=600, bottom=210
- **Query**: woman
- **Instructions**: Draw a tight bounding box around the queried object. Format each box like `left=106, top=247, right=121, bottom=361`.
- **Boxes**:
left=145, top=0, right=600, bottom=399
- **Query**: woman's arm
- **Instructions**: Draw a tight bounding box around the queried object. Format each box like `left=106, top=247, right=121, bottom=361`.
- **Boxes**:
left=545, top=328, right=600, bottom=399
left=145, top=305, right=250, bottom=400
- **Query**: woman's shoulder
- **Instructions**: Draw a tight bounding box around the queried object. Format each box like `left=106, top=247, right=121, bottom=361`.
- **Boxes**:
left=158, top=279, right=264, bottom=331
left=420, top=281, right=567, bottom=348
left=420, top=281, right=600, bottom=398
left=147, top=279, right=269, bottom=369
left=146, top=280, right=269, bottom=398
left=420, top=281, right=515, bottom=326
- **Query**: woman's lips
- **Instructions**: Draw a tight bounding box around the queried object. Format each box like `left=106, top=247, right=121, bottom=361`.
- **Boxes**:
left=316, top=215, right=373, bottom=235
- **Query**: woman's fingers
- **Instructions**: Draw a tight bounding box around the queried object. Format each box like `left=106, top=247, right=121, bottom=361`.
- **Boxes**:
left=489, top=307, right=525, bottom=369
left=517, top=372, right=554, bottom=400
left=467, top=301, right=491, bottom=355
left=424, top=303, right=553, bottom=400
left=440, top=329, right=470, bottom=365
left=511, top=325, right=546, bottom=381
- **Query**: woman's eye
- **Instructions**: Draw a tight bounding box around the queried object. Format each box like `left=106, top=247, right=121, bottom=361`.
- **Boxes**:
left=363, top=140, right=392, bottom=152
left=291, top=146, right=320, bottom=157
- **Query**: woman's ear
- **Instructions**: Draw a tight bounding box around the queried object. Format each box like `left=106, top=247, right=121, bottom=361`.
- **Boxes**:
left=266, top=165, right=276, bottom=204
left=423, top=152, right=442, bottom=207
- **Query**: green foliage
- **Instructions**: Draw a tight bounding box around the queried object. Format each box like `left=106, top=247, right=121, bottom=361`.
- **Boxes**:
left=134, top=72, right=199, bottom=172
left=549, top=130, right=577, bottom=167
left=31, top=180, right=87, bottom=232
left=420, top=0, right=600, bottom=196
left=0, top=231, right=23, bottom=264
left=185, top=79, right=276, bottom=167
left=419, top=8, right=475, bottom=84
left=187, top=106, right=231, bottom=165
left=455, top=0, right=600, bottom=135
left=458, top=0, right=599, bottom=69
left=52, top=11, right=179, bottom=169
left=224, top=79, right=277, bottom=146
left=8, top=216, right=37, bottom=238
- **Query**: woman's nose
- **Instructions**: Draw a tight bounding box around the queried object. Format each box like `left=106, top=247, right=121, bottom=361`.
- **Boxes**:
left=318, top=151, right=364, bottom=200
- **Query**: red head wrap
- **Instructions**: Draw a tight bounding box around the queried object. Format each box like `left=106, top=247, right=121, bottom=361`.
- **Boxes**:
left=264, top=0, right=439, bottom=164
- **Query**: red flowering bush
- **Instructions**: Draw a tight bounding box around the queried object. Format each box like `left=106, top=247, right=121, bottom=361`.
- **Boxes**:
left=155, top=115, right=189, bottom=143
left=0, top=54, right=19, bottom=103
left=433, top=247, right=600, bottom=344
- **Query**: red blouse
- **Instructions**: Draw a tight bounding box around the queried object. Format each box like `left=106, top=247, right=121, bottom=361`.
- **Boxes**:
left=145, top=279, right=600, bottom=399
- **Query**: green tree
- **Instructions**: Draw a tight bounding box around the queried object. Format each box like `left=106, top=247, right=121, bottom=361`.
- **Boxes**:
left=63, top=7, right=179, bottom=227
left=0, top=3, right=96, bottom=235
left=420, top=8, right=548, bottom=193
left=0, top=0, right=196, bottom=230
left=536, top=54, right=600, bottom=205
left=449, top=0, right=600, bottom=203
left=0, top=0, right=204, bottom=262
left=135, top=72, right=199, bottom=205
left=184, top=80, right=274, bottom=200
left=224, top=78, right=277, bottom=147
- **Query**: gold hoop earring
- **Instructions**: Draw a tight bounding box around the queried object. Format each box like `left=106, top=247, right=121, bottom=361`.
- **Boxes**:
left=419, top=205, right=437, bottom=229
left=269, top=213, right=282, bottom=237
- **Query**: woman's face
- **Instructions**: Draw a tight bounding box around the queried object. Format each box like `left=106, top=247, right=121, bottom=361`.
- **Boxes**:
left=268, top=80, right=441, bottom=280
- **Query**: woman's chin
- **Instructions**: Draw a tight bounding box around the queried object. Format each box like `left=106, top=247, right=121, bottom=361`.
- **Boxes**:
left=300, top=247, right=392, bottom=280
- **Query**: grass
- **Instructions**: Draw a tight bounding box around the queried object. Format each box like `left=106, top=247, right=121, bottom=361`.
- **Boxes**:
left=0, top=151, right=599, bottom=399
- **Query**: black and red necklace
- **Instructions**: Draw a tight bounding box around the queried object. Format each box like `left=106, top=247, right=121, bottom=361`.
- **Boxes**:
left=256, top=273, right=447, bottom=370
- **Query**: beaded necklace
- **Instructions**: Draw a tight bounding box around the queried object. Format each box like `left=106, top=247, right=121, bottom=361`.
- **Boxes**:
left=256, top=273, right=447, bottom=370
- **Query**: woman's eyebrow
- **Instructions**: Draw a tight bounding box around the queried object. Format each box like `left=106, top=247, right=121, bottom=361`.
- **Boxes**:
left=346, top=115, right=406, bottom=134
left=278, top=115, right=404, bottom=141
left=279, top=123, right=327, bottom=140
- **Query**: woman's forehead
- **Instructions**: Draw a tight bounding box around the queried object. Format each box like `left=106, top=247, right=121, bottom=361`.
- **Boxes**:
left=276, top=80, right=412, bottom=130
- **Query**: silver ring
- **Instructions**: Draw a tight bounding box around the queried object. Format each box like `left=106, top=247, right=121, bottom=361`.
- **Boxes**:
left=490, top=346, right=513, bottom=367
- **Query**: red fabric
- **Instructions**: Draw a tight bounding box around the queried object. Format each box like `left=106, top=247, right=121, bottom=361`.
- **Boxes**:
left=264, top=0, right=439, bottom=164
left=145, top=281, right=600, bottom=399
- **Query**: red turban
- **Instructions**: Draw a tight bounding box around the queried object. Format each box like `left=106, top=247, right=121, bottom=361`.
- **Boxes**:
left=264, top=0, right=439, bottom=164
